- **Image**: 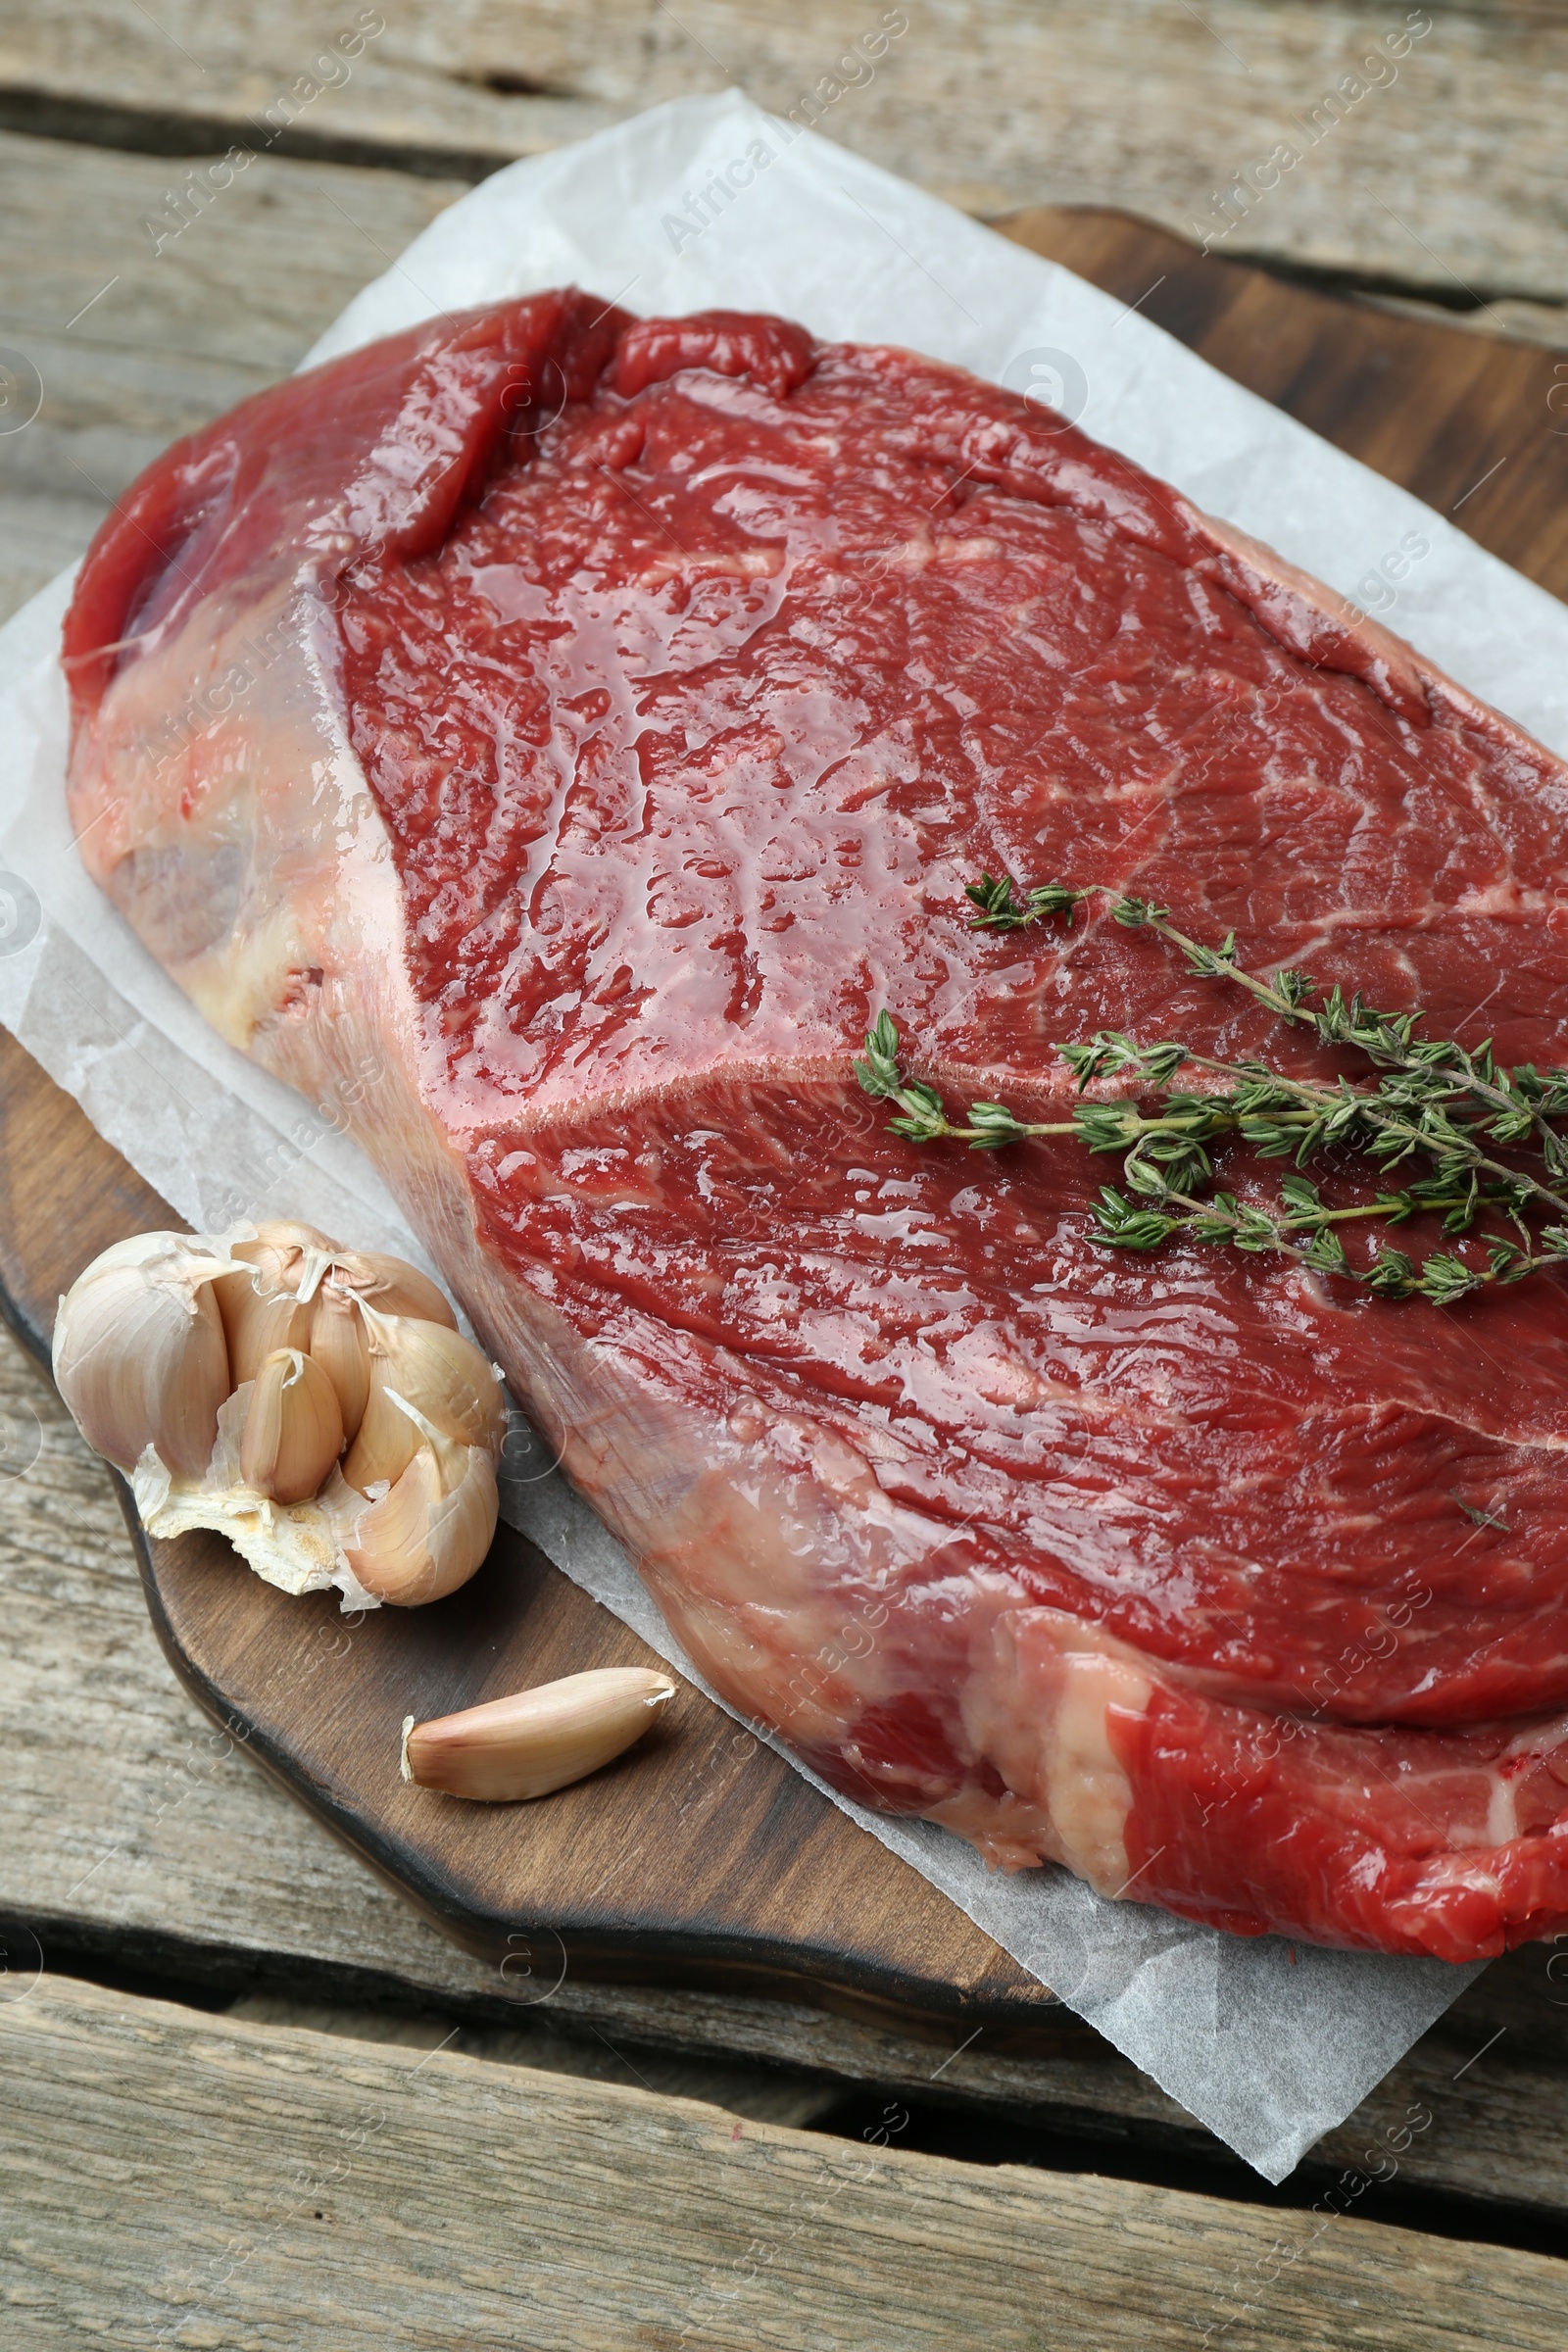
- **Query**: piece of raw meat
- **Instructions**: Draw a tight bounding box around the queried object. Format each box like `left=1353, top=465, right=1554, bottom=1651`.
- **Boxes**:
left=62, top=288, right=1568, bottom=1960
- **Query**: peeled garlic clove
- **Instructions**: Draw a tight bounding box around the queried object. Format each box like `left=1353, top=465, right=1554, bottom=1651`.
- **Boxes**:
left=345, top=1439, right=498, bottom=1605
left=401, top=1668, right=677, bottom=1801
left=309, top=1282, right=370, bottom=1442
left=332, top=1250, right=458, bottom=1330
left=361, top=1310, right=506, bottom=1457
left=240, top=1347, right=345, bottom=1504
left=52, top=1236, right=234, bottom=1477
left=341, top=1367, right=422, bottom=1494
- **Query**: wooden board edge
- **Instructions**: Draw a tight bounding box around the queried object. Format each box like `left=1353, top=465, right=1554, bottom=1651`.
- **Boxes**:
left=0, top=1029, right=1061, bottom=2034
left=121, top=1480, right=1056, bottom=2030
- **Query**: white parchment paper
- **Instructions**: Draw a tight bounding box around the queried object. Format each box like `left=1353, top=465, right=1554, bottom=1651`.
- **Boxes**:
left=11, top=88, right=1559, bottom=2179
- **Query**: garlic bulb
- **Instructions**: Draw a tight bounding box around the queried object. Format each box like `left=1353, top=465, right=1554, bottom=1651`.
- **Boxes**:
left=54, top=1221, right=507, bottom=1612
left=52, top=1233, right=238, bottom=1477
left=401, top=1668, right=676, bottom=1801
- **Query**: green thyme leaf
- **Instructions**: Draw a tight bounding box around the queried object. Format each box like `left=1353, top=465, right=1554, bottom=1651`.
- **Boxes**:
left=1412, top=1252, right=1483, bottom=1304
left=857, top=882, right=1568, bottom=1306
left=1093, top=1187, right=1179, bottom=1250
left=885, top=1083, right=951, bottom=1144
left=855, top=1010, right=905, bottom=1099
left=1363, top=1248, right=1417, bottom=1298
left=1109, top=894, right=1169, bottom=930
left=1073, top=1102, right=1148, bottom=1154
left=963, top=873, right=1085, bottom=930
left=1305, top=1227, right=1349, bottom=1275
left=964, top=1100, right=1033, bottom=1150
left=1121, top=1152, right=1173, bottom=1201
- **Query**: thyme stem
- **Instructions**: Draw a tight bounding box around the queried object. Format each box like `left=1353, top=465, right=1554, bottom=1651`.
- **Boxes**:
left=847, top=874, right=1568, bottom=1302
left=971, top=870, right=1568, bottom=1182
left=1170, top=1049, right=1565, bottom=1227
left=966, top=871, right=1568, bottom=1227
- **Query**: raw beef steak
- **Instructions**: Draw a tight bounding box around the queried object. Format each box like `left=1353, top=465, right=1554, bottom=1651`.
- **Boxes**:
left=63, top=289, right=1568, bottom=1959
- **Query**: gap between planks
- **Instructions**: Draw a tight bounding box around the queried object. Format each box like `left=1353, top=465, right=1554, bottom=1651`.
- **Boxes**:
left=4, top=1295, right=1568, bottom=2230
left=2, top=1, right=1567, bottom=334
left=1, top=58, right=1567, bottom=2258
left=2, top=1970, right=1566, bottom=2352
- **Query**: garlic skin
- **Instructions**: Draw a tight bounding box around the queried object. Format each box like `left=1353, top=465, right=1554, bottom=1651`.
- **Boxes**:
left=240, top=1348, right=346, bottom=1504
left=222, top=1284, right=315, bottom=1387
left=340, top=1363, right=422, bottom=1494
left=401, top=1667, right=677, bottom=1801
left=357, top=1311, right=506, bottom=1457
left=135, top=1413, right=379, bottom=1616
left=52, top=1234, right=238, bottom=1477
left=332, top=1251, right=457, bottom=1330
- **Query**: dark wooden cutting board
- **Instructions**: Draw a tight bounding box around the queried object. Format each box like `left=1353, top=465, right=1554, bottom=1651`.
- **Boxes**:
left=2, top=213, right=1563, bottom=2036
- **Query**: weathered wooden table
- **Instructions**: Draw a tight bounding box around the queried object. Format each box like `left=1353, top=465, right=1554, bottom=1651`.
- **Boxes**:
left=3, top=7, right=1568, bottom=2344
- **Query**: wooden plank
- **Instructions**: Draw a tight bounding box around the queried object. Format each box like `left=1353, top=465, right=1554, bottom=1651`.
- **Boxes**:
left=2, top=0, right=1567, bottom=321
left=0, top=1033, right=1053, bottom=2031
left=220, top=1989, right=847, bottom=2128
left=996, top=207, right=1568, bottom=606
left=7, top=1119, right=1568, bottom=2222
left=0, top=126, right=462, bottom=621
left=1, top=1972, right=1564, bottom=2351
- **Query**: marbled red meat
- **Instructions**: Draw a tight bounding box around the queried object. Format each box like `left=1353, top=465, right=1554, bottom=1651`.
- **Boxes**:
left=62, top=289, right=1568, bottom=1959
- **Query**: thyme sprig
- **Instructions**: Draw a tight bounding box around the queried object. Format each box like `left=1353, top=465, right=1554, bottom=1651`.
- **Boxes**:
left=850, top=875, right=1568, bottom=1303
left=967, top=873, right=1568, bottom=1204
left=1091, top=1175, right=1568, bottom=1305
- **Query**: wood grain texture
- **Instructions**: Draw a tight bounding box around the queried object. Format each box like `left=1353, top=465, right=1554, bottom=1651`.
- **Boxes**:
left=1, top=1971, right=1565, bottom=2352
left=0, top=127, right=461, bottom=619
left=999, top=206, right=1568, bottom=602
left=3, top=0, right=1568, bottom=328
left=6, top=147, right=1568, bottom=2210
left=0, top=1029, right=1053, bottom=2031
